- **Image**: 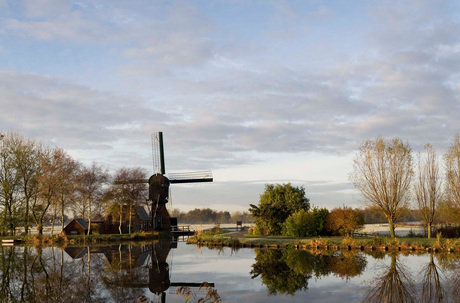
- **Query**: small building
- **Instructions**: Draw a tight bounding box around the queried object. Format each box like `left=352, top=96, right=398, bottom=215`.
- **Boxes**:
left=133, top=205, right=151, bottom=231
left=104, top=205, right=152, bottom=234
left=63, top=218, right=89, bottom=235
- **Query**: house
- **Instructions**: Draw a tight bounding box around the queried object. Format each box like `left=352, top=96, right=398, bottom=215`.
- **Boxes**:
left=104, top=205, right=153, bottom=234
left=64, top=205, right=153, bottom=235
left=63, top=218, right=89, bottom=235
left=133, top=205, right=151, bottom=231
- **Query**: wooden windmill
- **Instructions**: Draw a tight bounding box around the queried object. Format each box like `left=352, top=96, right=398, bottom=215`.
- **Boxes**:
left=115, top=132, right=213, bottom=231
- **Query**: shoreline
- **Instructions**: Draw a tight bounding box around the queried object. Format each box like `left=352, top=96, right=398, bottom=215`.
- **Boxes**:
left=187, top=230, right=460, bottom=253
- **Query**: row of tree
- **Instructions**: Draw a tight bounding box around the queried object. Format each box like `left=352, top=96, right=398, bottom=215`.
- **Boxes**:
left=0, top=131, right=149, bottom=236
left=249, top=183, right=365, bottom=237
left=171, top=208, right=253, bottom=224
left=350, top=135, right=460, bottom=238
left=0, top=131, right=253, bottom=236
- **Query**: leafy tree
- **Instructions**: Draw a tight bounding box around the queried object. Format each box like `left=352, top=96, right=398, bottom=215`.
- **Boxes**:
left=216, top=211, right=231, bottom=223
left=185, top=208, right=217, bottom=223
left=414, top=144, right=443, bottom=238
left=249, top=183, right=310, bottom=235
left=282, top=207, right=329, bottom=237
left=230, top=211, right=254, bottom=223
left=325, top=206, right=365, bottom=237
left=444, top=134, right=460, bottom=222
left=350, top=137, right=414, bottom=238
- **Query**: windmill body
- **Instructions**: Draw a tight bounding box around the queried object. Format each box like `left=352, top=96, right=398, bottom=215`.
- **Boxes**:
left=116, top=132, right=213, bottom=231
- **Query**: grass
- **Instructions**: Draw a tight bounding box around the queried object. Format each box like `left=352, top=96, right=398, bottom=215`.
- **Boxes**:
left=187, top=229, right=460, bottom=252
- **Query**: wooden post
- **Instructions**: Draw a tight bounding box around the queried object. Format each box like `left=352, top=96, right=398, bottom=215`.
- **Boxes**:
left=236, top=221, right=242, bottom=231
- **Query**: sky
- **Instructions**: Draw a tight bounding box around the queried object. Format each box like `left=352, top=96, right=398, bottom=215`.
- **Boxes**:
left=1, top=0, right=460, bottom=212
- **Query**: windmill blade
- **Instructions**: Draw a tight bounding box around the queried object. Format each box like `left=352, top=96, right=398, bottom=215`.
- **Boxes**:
left=152, top=132, right=165, bottom=175
left=114, top=179, right=148, bottom=185
left=168, top=171, right=213, bottom=184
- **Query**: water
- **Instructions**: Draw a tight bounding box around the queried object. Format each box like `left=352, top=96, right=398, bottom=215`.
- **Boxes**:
left=0, top=241, right=458, bottom=302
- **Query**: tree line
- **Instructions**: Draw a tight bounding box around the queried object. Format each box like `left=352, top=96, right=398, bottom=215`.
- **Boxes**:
left=0, top=131, right=151, bottom=236
left=0, top=131, right=252, bottom=236
left=171, top=208, right=253, bottom=224
left=249, top=134, right=460, bottom=239
left=350, top=135, right=460, bottom=238
left=249, top=183, right=365, bottom=237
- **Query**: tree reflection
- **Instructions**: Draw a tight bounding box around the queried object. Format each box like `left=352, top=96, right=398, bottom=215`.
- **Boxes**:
left=440, top=253, right=460, bottom=301
left=363, top=253, right=416, bottom=303
left=251, top=248, right=368, bottom=295
left=418, top=253, right=446, bottom=303
left=251, top=249, right=310, bottom=295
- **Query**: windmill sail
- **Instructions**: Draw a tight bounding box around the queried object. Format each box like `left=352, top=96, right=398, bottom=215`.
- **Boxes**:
left=152, top=132, right=165, bottom=175
left=168, top=171, right=213, bottom=183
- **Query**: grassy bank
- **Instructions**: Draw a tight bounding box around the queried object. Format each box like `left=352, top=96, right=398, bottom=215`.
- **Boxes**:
left=187, top=230, right=460, bottom=252
left=1, top=231, right=161, bottom=248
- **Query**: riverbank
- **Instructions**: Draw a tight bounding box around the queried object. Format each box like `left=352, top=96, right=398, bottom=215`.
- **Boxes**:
left=187, top=230, right=460, bottom=253
left=1, top=231, right=160, bottom=247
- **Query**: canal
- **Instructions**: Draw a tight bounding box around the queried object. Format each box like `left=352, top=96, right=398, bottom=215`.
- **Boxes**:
left=0, top=241, right=457, bottom=302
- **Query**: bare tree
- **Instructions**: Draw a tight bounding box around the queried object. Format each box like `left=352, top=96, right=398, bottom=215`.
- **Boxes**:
left=10, top=133, right=40, bottom=236
left=107, top=167, right=148, bottom=234
left=350, top=137, right=413, bottom=238
left=55, top=156, right=79, bottom=232
left=76, top=162, right=109, bottom=235
left=0, top=132, right=22, bottom=235
left=444, top=134, right=460, bottom=222
left=414, top=144, right=443, bottom=238
left=34, top=147, right=66, bottom=235
left=46, top=150, right=79, bottom=235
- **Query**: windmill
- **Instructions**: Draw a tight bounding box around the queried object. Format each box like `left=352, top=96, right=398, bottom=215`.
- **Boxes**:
left=115, top=132, right=213, bottom=231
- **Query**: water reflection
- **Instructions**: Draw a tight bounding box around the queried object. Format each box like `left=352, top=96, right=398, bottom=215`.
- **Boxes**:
left=363, top=253, right=416, bottom=303
left=250, top=249, right=367, bottom=295
left=3, top=243, right=460, bottom=302
left=0, top=242, right=217, bottom=302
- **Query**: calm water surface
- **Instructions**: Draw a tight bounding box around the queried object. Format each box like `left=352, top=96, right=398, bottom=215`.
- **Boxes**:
left=0, top=241, right=458, bottom=302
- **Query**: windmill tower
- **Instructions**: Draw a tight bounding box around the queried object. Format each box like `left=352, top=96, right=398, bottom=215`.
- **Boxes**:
left=116, top=132, right=213, bottom=231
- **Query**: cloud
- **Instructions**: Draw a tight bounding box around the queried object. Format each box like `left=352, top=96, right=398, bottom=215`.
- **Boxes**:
left=0, top=70, right=165, bottom=151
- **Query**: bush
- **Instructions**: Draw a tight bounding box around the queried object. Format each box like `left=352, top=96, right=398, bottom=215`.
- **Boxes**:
left=325, top=206, right=365, bottom=237
left=282, top=207, right=329, bottom=237
left=433, top=225, right=460, bottom=238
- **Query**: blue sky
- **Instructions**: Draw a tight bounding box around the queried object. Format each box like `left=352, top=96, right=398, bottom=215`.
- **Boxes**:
left=1, top=0, right=460, bottom=212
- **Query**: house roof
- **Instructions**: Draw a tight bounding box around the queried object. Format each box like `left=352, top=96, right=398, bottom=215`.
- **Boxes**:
left=64, top=218, right=88, bottom=231
left=64, top=247, right=88, bottom=259
left=135, top=206, right=150, bottom=221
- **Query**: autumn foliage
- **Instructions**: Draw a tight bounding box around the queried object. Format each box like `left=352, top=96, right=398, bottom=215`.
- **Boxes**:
left=325, top=206, right=365, bottom=237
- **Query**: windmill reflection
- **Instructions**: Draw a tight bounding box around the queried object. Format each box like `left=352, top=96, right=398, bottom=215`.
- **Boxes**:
left=65, top=241, right=217, bottom=303
left=363, top=253, right=416, bottom=303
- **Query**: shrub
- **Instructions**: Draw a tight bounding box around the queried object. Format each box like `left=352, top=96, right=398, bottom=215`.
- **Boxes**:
left=433, top=225, right=460, bottom=238
left=325, top=206, right=365, bottom=237
left=282, top=207, right=329, bottom=237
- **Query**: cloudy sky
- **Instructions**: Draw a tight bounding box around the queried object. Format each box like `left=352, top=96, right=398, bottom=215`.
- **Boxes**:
left=1, top=0, right=459, bottom=212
